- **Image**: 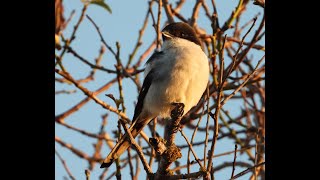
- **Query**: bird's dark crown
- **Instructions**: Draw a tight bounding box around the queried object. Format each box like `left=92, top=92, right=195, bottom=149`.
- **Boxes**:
left=162, top=22, right=201, bottom=46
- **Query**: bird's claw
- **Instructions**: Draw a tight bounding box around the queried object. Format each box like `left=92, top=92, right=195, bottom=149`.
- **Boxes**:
left=170, top=102, right=185, bottom=119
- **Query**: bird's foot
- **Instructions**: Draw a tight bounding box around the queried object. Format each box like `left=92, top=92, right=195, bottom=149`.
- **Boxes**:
left=170, top=102, right=185, bottom=119
left=170, top=102, right=185, bottom=133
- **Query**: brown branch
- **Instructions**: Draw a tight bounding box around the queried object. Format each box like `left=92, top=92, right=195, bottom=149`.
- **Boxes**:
left=155, top=103, right=184, bottom=178
left=66, top=46, right=116, bottom=74
left=206, top=34, right=228, bottom=175
left=226, top=37, right=264, bottom=50
left=233, top=14, right=265, bottom=72
left=134, top=138, right=141, bottom=180
left=86, top=15, right=117, bottom=57
left=214, top=161, right=252, bottom=172
left=55, top=149, right=76, bottom=180
left=133, top=40, right=156, bottom=69
left=190, top=0, right=202, bottom=27
left=187, top=101, right=205, bottom=174
left=231, top=162, right=265, bottom=179
left=89, top=114, right=108, bottom=170
left=201, top=0, right=212, bottom=21
left=169, top=5, right=188, bottom=23
left=220, top=56, right=265, bottom=107
left=220, top=0, right=244, bottom=32
left=55, top=89, right=77, bottom=95
left=180, top=129, right=204, bottom=170
left=156, top=0, right=163, bottom=50
left=56, top=4, right=88, bottom=70
left=127, top=148, right=135, bottom=180
left=56, top=78, right=117, bottom=122
left=173, top=0, right=186, bottom=12
left=99, top=168, right=108, bottom=180
left=105, top=161, right=129, bottom=180
left=64, top=9, right=76, bottom=30
left=157, top=171, right=207, bottom=179
left=171, top=146, right=254, bottom=172
left=230, top=144, right=238, bottom=178
left=56, top=120, right=116, bottom=142
left=162, top=0, right=174, bottom=23
left=55, top=136, right=103, bottom=162
left=126, top=2, right=151, bottom=68
left=203, top=85, right=210, bottom=170
left=55, top=69, right=130, bottom=123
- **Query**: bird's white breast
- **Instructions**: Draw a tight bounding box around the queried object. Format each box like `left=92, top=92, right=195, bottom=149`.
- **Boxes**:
left=143, top=38, right=209, bottom=118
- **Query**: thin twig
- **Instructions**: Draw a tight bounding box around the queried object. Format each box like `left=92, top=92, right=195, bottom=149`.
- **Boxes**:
left=126, top=2, right=151, bottom=68
left=55, top=149, right=76, bottom=180
left=231, top=162, right=265, bottom=179
left=232, top=14, right=265, bottom=72
left=55, top=136, right=103, bottom=162
left=157, top=171, right=207, bottom=179
left=55, top=78, right=117, bottom=122
left=204, top=84, right=210, bottom=169
left=66, top=46, right=116, bottom=74
left=230, top=144, right=238, bottom=178
left=180, top=129, right=204, bottom=170
left=56, top=4, right=88, bottom=69
left=171, top=146, right=254, bottom=172
left=55, top=89, right=77, bottom=95
left=56, top=120, right=116, bottom=142
left=206, top=34, right=228, bottom=174
left=220, top=56, right=265, bottom=107
left=86, top=15, right=117, bottom=57
left=156, top=0, right=163, bottom=50
left=55, top=69, right=130, bottom=122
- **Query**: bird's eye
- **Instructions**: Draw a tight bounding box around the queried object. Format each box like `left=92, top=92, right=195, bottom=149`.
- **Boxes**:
left=181, top=33, right=185, bottom=37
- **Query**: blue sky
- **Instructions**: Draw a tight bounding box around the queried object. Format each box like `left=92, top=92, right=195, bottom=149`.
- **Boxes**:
left=55, top=0, right=265, bottom=179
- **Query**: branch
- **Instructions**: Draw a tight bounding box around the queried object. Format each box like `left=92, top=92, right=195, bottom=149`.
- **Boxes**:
left=157, top=171, right=207, bottom=179
left=119, top=119, right=153, bottom=175
left=55, top=149, right=76, bottom=180
left=162, top=0, right=174, bottom=23
left=231, top=162, right=265, bottom=179
left=190, top=0, right=202, bottom=27
left=180, top=129, right=205, bottom=170
left=86, top=15, right=117, bottom=57
left=156, top=0, right=163, bottom=50
left=155, top=103, right=184, bottom=178
left=56, top=4, right=88, bottom=70
left=126, top=2, right=151, bottom=68
left=230, top=144, right=238, bottom=179
left=66, top=46, right=117, bottom=74
left=56, top=78, right=117, bottom=122
left=55, top=136, right=103, bottom=162
left=55, top=69, right=130, bottom=123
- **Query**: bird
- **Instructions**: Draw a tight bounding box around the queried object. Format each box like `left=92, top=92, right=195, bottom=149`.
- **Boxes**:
left=100, top=22, right=209, bottom=168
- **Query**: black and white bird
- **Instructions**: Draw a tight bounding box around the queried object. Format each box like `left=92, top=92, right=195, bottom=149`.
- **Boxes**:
left=101, top=22, right=209, bottom=168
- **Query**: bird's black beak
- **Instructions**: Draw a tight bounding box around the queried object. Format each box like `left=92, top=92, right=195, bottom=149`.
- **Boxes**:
left=162, top=31, right=173, bottom=41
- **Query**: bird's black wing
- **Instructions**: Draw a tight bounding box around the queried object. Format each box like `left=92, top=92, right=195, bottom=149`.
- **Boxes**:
left=132, top=51, right=163, bottom=122
left=146, top=51, right=163, bottom=64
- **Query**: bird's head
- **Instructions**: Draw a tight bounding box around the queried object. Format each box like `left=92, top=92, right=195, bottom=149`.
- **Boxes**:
left=161, top=22, right=201, bottom=46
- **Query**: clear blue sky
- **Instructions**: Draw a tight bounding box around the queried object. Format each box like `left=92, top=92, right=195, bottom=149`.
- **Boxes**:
left=55, top=0, right=264, bottom=179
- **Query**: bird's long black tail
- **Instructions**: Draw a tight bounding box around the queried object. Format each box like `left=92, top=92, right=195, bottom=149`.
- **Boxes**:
left=100, top=118, right=151, bottom=168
